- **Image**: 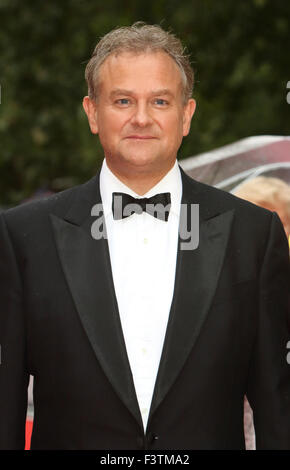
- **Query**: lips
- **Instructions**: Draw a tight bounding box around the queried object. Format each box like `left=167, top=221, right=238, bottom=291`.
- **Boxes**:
left=124, top=135, right=157, bottom=140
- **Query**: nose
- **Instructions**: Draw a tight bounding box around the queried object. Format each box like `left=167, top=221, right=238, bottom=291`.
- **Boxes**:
left=131, top=101, right=152, bottom=127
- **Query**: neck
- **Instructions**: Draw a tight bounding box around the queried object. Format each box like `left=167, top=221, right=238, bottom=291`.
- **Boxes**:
left=105, top=160, right=176, bottom=195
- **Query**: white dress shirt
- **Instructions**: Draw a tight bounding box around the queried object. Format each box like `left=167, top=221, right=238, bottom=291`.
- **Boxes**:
left=100, top=158, right=182, bottom=432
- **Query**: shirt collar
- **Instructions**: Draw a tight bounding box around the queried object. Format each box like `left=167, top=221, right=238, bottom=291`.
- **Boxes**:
left=100, top=158, right=182, bottom=219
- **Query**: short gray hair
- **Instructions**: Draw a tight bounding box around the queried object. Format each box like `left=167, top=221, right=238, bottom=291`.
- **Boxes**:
left=85, top=22, right=194, bottom=104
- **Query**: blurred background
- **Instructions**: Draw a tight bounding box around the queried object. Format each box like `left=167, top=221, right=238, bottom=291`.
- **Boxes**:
left=0, top=0, right=290, bottom=208
left=1, top=0, right=290, bottom=449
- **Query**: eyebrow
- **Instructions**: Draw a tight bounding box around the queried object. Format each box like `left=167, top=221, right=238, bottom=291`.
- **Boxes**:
left=109, top=88, right=175, bottom=98
left=151, top=89, right=175, bottom=97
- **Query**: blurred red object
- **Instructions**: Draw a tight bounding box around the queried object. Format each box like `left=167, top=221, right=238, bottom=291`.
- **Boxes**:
left=25, top=420, right=33, bottom=450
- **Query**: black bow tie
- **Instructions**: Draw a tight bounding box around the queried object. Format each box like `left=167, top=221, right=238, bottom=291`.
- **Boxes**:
left=112, top=192, right=171, bottom=221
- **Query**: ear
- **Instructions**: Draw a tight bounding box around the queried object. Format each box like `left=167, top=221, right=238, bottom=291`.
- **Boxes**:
left=182, top=98, right=196, bottom=137
left=82, top=96, right=99, bottom=134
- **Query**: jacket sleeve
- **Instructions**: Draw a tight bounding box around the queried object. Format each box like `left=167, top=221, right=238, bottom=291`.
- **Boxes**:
left=246, top=211, right=290, bottom=449
left=0, top=212, right=29, bottom=449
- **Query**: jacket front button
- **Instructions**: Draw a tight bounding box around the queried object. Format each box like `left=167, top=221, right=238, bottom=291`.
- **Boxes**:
left=151, top=434, right=159, bottom=444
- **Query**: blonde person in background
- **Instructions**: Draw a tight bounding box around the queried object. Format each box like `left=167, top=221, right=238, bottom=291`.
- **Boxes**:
left=235, top=176, right=290, bottom=243
left=235, top=175, right=290, bottom=450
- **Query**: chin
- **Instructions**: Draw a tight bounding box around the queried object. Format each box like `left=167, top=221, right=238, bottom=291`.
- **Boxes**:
left=122, top=154, right=158, bottom=168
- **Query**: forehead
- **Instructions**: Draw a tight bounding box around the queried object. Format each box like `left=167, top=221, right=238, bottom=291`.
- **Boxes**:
left=97, top=50, right=183, bottom=95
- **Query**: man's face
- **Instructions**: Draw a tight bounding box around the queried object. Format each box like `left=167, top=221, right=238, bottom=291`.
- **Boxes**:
left=83, top=50, right=196, bottom=175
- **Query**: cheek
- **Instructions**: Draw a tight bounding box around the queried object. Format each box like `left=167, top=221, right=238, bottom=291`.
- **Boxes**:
left=169, top=118, right=185, bottom=144
left=161, top=113, right=184, bottom=135
left=98, top=114, right=123, bottom=140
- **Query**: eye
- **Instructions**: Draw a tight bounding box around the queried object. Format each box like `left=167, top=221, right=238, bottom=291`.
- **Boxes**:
left=116, top=98, right=130, bottom=106
left=154, top=98, right=169, bottom=106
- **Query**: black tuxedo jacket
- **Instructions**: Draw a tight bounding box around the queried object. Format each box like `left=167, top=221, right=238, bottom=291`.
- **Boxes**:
left=0, top=166, right=289, bottom=450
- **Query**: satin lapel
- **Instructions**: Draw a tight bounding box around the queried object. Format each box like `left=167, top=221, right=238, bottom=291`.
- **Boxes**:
left=50, top=173, right=143, bottom=429
left=147, top=168, right=235, bottom=426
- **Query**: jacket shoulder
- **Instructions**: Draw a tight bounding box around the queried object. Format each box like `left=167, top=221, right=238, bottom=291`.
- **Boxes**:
left=1, top=174, right=99, bottom=228
left=181, top=169, right=274, bottom=223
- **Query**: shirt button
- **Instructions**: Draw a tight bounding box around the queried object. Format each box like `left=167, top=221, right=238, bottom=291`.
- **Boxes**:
left=143, top=237, right=148, bottom=244
left=141, top=347, right=147, bottom=354
left=141, top=407, right=148, bottom=415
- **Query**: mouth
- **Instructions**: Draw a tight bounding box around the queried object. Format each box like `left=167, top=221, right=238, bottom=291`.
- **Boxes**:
left=124, top=135, right=157, bottom=140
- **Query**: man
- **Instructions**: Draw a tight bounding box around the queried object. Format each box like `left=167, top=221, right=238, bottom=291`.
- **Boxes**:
left=0, top=22, right=289, bottom=450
